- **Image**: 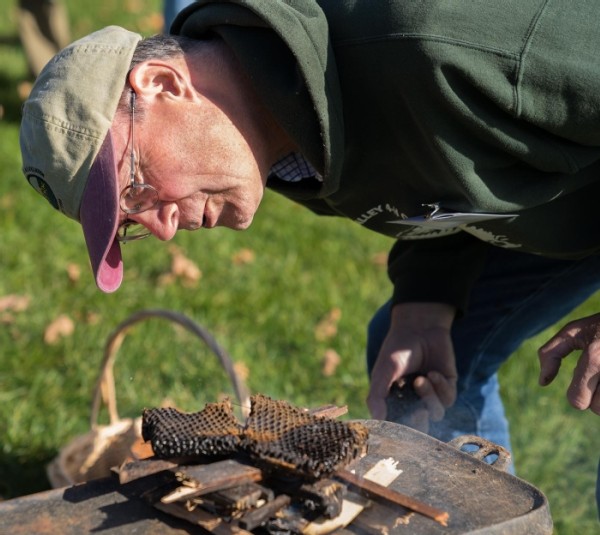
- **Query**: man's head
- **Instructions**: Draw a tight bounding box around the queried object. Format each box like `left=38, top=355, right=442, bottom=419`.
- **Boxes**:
left=20, top=25, right=294, bottom=293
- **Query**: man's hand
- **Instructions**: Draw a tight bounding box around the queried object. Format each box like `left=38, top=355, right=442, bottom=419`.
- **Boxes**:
left=538, top=313, right=600, bottom=415
left=366, top=302, right=458, bottom=429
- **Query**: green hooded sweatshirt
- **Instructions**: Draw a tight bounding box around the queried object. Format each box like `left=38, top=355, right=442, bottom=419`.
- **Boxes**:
left=173, top=0, right=600, bottom=313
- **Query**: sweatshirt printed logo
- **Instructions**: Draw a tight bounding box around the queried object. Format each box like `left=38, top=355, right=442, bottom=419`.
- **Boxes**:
left=355, top=202, right=522, bottom=247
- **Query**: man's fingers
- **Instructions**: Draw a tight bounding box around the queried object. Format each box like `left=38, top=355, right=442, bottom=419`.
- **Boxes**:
left=367, top=370, right=395, bottom=420
left=428, top=370, right=457, bottom=407
left=413, top=376, right=445, bottom=421
left=537, top=318, right=600, bottom=386
left=537, top=335, right=577, bottom=386
left=537, top=347, right=563, bottom=386
left=367, top=394, right=387, bottom=421
left=566, top=345, right=600, bottom=410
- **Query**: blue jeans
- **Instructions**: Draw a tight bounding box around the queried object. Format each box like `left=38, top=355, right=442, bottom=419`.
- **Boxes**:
left=367, top=247, right=600, bottom=509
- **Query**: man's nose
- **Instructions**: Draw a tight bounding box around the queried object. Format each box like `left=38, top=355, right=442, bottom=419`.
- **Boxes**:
left=131, top=201, right=179, bottom=241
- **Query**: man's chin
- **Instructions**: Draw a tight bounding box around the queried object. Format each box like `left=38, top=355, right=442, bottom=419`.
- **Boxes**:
left=224, top=213, right=255, bottom=230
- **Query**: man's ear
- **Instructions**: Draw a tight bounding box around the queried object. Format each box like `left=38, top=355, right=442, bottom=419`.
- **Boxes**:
left=128, top=61, right=192, bottom=101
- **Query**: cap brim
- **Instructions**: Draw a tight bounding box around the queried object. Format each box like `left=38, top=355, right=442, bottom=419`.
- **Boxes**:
left=80, top=131, right=123, bottom=292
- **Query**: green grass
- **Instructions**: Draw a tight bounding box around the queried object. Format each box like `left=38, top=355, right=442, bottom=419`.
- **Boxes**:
left=0, top=2, right=598, bottom=533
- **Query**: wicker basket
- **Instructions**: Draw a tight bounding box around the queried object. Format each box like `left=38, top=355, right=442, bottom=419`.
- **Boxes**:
left=46, top=309, right=250, bottom=488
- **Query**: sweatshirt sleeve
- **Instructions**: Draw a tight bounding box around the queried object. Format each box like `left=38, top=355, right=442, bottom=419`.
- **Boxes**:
left=387, top=232, right=490, bottom=316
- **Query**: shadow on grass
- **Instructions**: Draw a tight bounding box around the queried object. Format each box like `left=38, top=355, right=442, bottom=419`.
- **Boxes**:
left=0, top=70, right=27, bottom=125
left=0, top=31, right=29, bottom=125
left=0, top=450, right=55, bottom=499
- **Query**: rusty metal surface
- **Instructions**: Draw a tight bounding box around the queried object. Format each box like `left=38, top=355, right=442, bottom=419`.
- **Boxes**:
left=0, top=420, right=553, bottom=534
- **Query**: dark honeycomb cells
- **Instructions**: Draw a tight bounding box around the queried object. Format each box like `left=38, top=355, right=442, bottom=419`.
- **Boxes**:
left=142, top=400, right=243, bottom=458
left=142, top=395, right=369, bottom=479
left=243, top=394, right=369, bottom=479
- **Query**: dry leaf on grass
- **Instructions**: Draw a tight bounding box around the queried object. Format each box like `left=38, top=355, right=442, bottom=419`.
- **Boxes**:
left=44, top=314, right=75, bottom=345
left=0, top=294, right=30, bottom=324
left=160, top=245, right=202, bottom=287
left=314, top=307, right=342, bottom=341
left=172, top=254, right=202, bottom=283
left=157, top=273, right=176, bottom=286
left=0, top=192, right=14, bottom=209
left=66, top=263, right=81, bottom=283
left=322, top=349, right=341, bottom=377
left=84, top=312, right=101, bottom=325
left=371, top=251, right=388, bottom=266
left=0, top=294, right=30, bottom=313
left=232, top=248, right=255, bottom=265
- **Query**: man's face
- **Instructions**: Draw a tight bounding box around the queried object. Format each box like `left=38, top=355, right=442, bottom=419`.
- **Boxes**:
left=115, top=93, right=267, bottom=241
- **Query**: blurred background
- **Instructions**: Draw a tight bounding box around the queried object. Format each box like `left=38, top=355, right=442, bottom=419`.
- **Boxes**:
left=0, top=1, right=597, bottom=532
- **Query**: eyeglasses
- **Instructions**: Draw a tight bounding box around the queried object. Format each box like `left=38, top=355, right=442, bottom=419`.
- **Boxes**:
left=116, top=91, right=159, bottom=242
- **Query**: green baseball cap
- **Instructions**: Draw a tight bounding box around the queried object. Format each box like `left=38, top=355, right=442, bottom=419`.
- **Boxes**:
left=20, top=26, right=142, bottom=292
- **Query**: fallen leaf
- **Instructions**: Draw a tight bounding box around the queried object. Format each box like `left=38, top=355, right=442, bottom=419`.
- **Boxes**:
left=167, top=245, right=202, bottom=287
left=157, top=273, right=176, bottom=287
left=0, top=294, right=30, bottom=313
left=371, top=251, right=388, bottom=266
left=0, top=193, right=14, bottom=209
left=44, top=314, right=75, bottom=345
left=232, top=248, right=255, bottom=265
left=314, top=308, right=342, bottom=341
left=322, top=349, right=341, bottom=377
left=1, top=313, right=15, bottom=325
left=172, top=257, right=202, bottom=286
left=66, top=263, right=81, bottom=282
left=86, top=312, right=101, bottom=325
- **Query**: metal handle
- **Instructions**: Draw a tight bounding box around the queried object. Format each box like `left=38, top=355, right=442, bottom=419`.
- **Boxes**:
left=448, top=435, right=512, bottom=472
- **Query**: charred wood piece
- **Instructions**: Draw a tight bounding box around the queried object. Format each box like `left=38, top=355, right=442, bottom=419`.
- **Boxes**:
left=296, top=478, right=346, bottom=519
left=206, top=483, right=274, bottom=517
left=238, top=493, right=292, bottom=531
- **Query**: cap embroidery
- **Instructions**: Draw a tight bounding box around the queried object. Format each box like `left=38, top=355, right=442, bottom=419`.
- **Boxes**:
left=24, top=167, right=60, bottom=211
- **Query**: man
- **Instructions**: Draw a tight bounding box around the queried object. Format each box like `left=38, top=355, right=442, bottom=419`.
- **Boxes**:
left=19, top=0, right=600, bottom=510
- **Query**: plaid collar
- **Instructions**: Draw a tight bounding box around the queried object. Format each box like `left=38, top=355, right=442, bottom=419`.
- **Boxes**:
left=270, top=152, right=322, bottom=182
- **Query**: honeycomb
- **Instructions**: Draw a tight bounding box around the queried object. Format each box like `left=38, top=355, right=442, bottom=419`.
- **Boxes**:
left=243, top=394, right=369, bottom=479
left=142, top=394, right=369, bottom=479
left=142, top=400, right=243, bottom=458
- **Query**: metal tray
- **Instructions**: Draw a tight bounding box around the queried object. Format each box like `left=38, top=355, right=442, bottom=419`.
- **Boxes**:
left=0, top=420, right=552, bottom=534
left=346, top=420, right=552, bottom=534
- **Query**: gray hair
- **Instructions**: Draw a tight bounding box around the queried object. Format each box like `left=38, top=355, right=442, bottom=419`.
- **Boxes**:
left=130, top=33, right=200, bottom=67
